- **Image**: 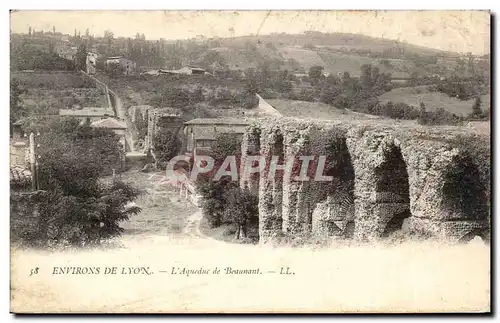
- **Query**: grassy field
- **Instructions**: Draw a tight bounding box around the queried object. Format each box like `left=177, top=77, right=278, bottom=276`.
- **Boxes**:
left=317, top=51, right=411, bottom=78
left=267, top=99, right=344, bottom=120
left=98, top=72, right=247, bottom=108
left=278, top=47, right=325, bottom=72
left=277, top=46, right=413, bottom=78
left=266, top=98, right=386, bottom=121
left=12, top=71, right=95, bottom=90
left=378, top=86, right=491, bottom=116
left=21, top=88, right=108, bottom=113
left=212, top=48, right=258, bottom=70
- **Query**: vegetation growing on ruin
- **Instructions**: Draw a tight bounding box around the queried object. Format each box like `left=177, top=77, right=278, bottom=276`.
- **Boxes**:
left=307, top=127, right=355, bottom=203
left=445, top=134, right=491, bottom=220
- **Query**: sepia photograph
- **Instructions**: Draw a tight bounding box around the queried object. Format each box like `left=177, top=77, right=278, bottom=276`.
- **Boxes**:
left=8, top=9, right=491, bottom=313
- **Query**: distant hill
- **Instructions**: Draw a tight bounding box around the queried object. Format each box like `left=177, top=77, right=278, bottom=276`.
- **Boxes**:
left=216, top=31, right=456, bottom=57
left=196, top=31, right=465, bottom=78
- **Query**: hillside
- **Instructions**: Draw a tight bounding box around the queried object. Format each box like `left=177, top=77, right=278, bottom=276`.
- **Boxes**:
left=314, top=49, right=411, bottom=78
left=11, top=71, right=107, bottom=115
left=217, top=32, right=453, bottom=58
left=197, top=32, right=463, bottom=78
left=378, top=86, right=491, bottom=116
left=267, top=99, right=384, bottom=121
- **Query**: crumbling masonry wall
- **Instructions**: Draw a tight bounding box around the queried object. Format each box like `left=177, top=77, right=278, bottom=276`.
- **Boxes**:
left=241, top=117, right=490, bottom=244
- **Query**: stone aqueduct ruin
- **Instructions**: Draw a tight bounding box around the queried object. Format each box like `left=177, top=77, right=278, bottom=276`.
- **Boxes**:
left=238, top=117, right=490, bottom=243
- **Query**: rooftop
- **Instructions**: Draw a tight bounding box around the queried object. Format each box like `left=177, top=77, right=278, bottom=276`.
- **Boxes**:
left=59, top=107, right=115, bottom=117
left=192, top=128, right=217, bottom=140
left=91, top=118, right=127, bottom=129
left=185, top=118, right=251, bottom=126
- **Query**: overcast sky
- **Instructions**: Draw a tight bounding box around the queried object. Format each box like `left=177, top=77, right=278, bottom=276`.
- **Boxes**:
left=10, top=10, right=490, bottom=55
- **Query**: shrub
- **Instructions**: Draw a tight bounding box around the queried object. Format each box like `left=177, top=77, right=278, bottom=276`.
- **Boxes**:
left=11, top=119, right=141, bottom=248
left=153, top=127, right=182, bottom=169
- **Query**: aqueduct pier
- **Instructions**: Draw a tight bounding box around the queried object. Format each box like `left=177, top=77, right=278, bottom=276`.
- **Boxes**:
left=239, top=117, right=490, bottom=243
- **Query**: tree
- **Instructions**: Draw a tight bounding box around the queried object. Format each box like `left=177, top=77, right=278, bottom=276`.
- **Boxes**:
left=192, top=86, right=204, bottom=103
left=156, top=88, right=191, bottom=109
left=360, top=64, right=373, bottom=90
left=224, top=186, right=259, bottom=239
left=104, top=30, right=114, bottom=49
left=10, top=78, right=24, bottom=125
left=106, top=61, right=124, bottom=77
left=308, top=66, right=324, bottom=86
left=471, top=96, right=482, bottom=117
left=22, top=118, right=141, bottom=247
left=245, top=72, right=260, bottom=94
left=153, top=127, right=182, bottom=169
left=75, top=43, right=87, bottom=71
left=420, top=102, right=426, bottom=115
left=198, top=179, right=229, bottom=227
left=320, top=83, right=341, bottom=105
left=211, top=133, right=242, bottom=165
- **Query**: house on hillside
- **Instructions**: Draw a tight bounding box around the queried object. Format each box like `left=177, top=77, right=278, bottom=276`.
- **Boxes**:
left=91, top=118, right=127, bottom=153
left=57, top=46, right=77, bottom=61
left=156, top=66, right=208, bottom=76
left=183, top=118, right=251, bottom=157
left=59, top=107, right=115, bottom=124
left=105, top=56, right=136, bottom=75
left=294, top=73, right=309, bottom=81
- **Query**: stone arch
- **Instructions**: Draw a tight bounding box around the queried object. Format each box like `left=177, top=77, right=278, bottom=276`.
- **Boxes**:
left=374, top=144, right=411, bottom=238
left=442, top=154, right=488, bottom=221
left=308, top=127, right=356, bottom=238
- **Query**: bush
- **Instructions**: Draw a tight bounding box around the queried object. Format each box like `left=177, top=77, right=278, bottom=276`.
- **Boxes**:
left=241, top=92, right=259, bottom=109
left=11, top=45, right=75, bottom=71
left=153, top=127, right=182, bottom=169
left=11, top=119, right=141, bottom=248
left=293, top=88, right=316, bottom=102
left=417, top=108, right=463, bottom=126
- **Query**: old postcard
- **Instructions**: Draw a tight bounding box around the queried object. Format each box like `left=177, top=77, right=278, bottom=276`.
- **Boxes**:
left=9, top=10, right=491, bottom=313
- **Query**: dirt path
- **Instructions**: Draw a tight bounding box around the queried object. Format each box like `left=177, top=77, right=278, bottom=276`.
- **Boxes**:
left=181, top=209, right=225, bottom=246
left=182, top=210, right=204, bottom=237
